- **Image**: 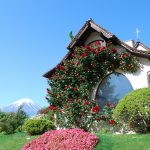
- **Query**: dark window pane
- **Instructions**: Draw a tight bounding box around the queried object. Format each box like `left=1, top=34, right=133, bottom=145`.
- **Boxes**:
left=96, top=73, right=133, bottom=107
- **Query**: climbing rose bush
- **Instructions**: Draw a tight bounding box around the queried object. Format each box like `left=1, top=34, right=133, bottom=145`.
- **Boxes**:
left=22, top=128, right=99, bottom=150
left=46, top=41, right=139, bottom=131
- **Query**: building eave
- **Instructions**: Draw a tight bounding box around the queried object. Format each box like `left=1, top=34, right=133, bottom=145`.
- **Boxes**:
left=43, top=19, right=150, bottom=78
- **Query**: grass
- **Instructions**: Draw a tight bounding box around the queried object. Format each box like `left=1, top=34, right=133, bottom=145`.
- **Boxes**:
left=0, top=132, right=38, bottom=150
left=94, top=133, right=150, bottom=150
left=0, top=132, right=150, bottom=150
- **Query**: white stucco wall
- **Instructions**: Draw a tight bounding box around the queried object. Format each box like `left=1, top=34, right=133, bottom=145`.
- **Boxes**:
left=121, top=57, right=150, bottom=90
left=85, top=32, right=150, bottom=90
left=136, top=45, right=147, bottom=51
left=84, top=32, right=106, bottom=46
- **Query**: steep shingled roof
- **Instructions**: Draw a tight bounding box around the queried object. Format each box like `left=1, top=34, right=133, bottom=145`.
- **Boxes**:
left=43, top=19, right=150, bottom=78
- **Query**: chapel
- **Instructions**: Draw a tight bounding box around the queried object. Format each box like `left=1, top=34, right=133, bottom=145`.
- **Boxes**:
left=43, top=19, right=150, bottom=105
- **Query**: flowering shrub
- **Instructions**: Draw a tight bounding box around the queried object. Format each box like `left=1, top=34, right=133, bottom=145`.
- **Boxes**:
left=22, top=128, right=99, bottom=150
left=46, top=41, right=139, bottom=131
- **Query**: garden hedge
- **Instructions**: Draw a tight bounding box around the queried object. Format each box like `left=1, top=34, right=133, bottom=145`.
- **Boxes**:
left=113, top=88, right=150, bottom=133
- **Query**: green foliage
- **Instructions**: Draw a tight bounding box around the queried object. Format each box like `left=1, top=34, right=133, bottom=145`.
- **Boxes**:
left=0, top=107, right=28, bottom=134
left=113, top=88, right=150, bottom=133
left=0, top=132, right=38, bottom=150
left=23, top=119, right=55, bottom=135
left=46, top=41, right=139, bottom=131
left=94, top=133, right=150, bottom=150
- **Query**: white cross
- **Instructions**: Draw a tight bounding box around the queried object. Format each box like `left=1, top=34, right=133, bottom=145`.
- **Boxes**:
left=135, top=28, right=140, bottom=41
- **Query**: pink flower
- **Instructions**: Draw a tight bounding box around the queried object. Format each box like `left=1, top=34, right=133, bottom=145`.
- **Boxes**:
left=22, top=129, right=99, bottom=150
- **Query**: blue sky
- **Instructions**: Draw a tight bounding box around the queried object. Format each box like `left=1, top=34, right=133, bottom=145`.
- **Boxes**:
left=0, top=0, right=150, bottom=107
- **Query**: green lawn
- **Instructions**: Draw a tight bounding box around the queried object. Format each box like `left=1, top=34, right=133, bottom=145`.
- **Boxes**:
left=0, top=132, right=38, bottom=150
left=94, top=133, right=150, bottom=150
left=0, top=132, right=150, bottom=150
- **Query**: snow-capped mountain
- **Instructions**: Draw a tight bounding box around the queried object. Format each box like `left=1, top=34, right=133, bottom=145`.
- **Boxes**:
left=2, top=98, right=41, bottom=117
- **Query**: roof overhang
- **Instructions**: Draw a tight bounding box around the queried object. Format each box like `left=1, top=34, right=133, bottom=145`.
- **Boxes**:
left=43, top=19, right=150, bottom=78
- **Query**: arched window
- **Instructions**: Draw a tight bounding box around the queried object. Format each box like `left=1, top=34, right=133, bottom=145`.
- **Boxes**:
left=96, top=73, right=133, bottom=107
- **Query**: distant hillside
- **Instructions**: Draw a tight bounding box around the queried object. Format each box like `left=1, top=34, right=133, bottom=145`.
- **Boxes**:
left=1, top=98, right=41, bottom=117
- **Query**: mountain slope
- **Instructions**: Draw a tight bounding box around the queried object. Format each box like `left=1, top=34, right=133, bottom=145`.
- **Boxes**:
left=2, top=98, right=41, bottom=117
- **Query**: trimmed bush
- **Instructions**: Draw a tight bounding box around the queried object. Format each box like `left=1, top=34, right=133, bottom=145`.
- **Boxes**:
left=113, top=88, right=150, bottom=133
left=22, top=128, right=99, bottom=150
left=23, top=119, right=55, bottom=135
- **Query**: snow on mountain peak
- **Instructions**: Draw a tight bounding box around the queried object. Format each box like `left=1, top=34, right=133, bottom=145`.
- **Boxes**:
left=2, top=98, right=41, bottom=117
left=11, top=98, right=34, bottom=106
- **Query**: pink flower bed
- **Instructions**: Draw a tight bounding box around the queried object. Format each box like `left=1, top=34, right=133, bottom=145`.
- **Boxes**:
left=22, top=128, right=99, bottom=150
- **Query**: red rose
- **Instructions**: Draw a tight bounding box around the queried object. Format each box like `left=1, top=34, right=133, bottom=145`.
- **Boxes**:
left=109, top=119, right=116, bottom=125
left=53, top=94, right=57, bottom=97
left=94, top=41, right=100, bottom=46
left=111, top=48, right=116, bottom=53
left=97, top=47, right=101, bottom=51
left=77, top=100, right=81, bottom=103
left=121, top=55, right=124, bottom=59
left=82, top=52, right=87, bottom=58
left=96, top=52, right=99, bottom=56
left=101, top=46, right=105, bottom=52
left=86, top=108, right=90, bottom=111
left=91, top=106, right=100, bottom=114
left=73, top=87, right=78, bottom=91
left=59, top=65, right=63, bottom=71
left=84, top=101, right=89, bottom=105
left=126, top=53, right=129, bottom=57
left=85, top=45, right=89, bottom=50
left=90, top=48, right=95, bottom=53
left=72, top=53, right=75, bottom=57
left=49, top=105, right=55, bottom=111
